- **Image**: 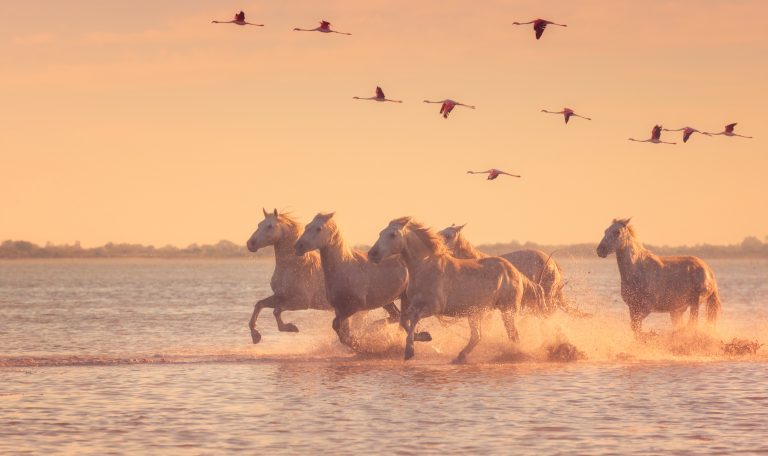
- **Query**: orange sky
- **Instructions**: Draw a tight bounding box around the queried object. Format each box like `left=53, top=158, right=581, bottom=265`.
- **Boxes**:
left=1, top=1, right=766, bottom=248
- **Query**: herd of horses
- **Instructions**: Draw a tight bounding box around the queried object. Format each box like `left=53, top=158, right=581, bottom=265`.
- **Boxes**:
left=246, top=210, right=722, bottom=363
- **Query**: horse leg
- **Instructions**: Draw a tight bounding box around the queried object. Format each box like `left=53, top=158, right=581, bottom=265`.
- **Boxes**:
left=332, top=308, right=359, bottom=351
left=629, top=307, right=648, bottom=338
left=399, top=293, right=432, bottom=342
left=382, top=302, right=401, bottom=324
left=274, top=307, right=299, bottom=333
left=688, top=298, right=700, bottom=330
left=403, top=305, right=423, bottom=361
left=453, top=312, right=483, bottom=364
left=249, top=295, right=278, bottom=344
left=501, top=308, right=520, bottom=343
left=670, top=309, right=684, bottom=331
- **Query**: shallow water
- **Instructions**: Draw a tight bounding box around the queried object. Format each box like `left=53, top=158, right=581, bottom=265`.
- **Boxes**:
left=1, top=258, right=767, bottom=454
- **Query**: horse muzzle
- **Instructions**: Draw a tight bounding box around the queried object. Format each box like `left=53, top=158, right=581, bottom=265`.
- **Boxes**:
left=368, top=248, right=382, bottom=264
left=295, top=241, right=308, bottom=256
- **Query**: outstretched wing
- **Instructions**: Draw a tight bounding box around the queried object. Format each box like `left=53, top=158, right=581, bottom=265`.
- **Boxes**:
left=564, top=112, right=572, bottom=123
left=683, top=129, right=693, bottom=142
left=534, top=20, right=548, bottom=39
left=376, top=86, right=384, bottom=99
left=652, top=125, right=662, bottom=140
left=725, top=123, right=737, bottom=133
left=236, top=11, right=245, bottom=21
left=320, top=20, right=331, bottom=28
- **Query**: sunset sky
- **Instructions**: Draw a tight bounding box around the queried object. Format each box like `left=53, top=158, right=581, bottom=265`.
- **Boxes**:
left=2, top=0, right=766, bottom=248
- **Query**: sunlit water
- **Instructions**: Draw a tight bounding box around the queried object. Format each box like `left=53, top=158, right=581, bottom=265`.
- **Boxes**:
left=1, top=258, right=767, bottom=454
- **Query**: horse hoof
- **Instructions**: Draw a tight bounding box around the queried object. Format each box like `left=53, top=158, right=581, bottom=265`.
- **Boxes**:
left=415, top=331, right=432, bottom=342
left=250, top=330, right=262, bottom=344
left=404, top=346, right=415, bottom=360
left=281, top=323, right=299, bottom=333
left=451, top=356, right=467, bottom=365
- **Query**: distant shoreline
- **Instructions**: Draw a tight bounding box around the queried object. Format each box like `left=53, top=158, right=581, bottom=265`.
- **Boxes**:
left=2, top=238, right=767, bottom=260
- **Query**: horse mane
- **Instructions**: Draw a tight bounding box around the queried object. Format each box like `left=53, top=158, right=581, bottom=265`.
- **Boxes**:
left=324, top=218, right=356, bottom=261
left=277, top=212, right=321, bottom=268
left=404, top=220, right=449, bottom=256
left=614, top=218, right=653, bottom=261
left=454, top=232, right=487, bottom=259
left=276, top=212, right=303, bottom=239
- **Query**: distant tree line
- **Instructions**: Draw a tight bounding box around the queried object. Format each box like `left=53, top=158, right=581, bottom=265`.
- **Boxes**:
left=2, top=236, right=767, bottom=259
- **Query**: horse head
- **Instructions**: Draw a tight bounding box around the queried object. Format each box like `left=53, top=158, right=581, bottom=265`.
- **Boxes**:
left=368, top=217, right=411, bottom=264
left=247, top=208, right=286, bottom=252
left=437, top=223, right=466, bottom=251
left=597, top=218, right=632, bottom=258
left=295, top=212, right=336, bottom=255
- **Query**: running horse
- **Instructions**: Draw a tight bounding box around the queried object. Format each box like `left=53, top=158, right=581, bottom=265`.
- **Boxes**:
left=294, top=212, right=429, bottom=350
left=369, top=217, right=524, bottom=363
left=246, top=209, right=330, bottom=343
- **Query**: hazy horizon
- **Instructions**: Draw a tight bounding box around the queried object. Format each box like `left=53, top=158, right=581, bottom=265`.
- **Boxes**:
left=2, top=0, right=766, bottom=248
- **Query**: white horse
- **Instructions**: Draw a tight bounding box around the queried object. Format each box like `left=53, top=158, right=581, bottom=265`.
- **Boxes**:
left=246, top=209, right=330, bottom=344
left=597, top=218, right=722, bottom=336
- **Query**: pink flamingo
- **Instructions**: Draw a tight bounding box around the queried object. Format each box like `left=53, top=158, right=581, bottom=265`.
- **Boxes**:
left=704, top=123, right=753, bottom=139
left=353, top=86, right=402, bottom=103
left=628, top=125, right=676, bottom=144
left=467, top=169, right=521, bottom=180
left=512, top=19, right=567, bottom=40
left=293, top=20, right=351, bottom=35
left=541, top=107, right=591, bottom=124
left=211, top=11, right=264, bottom=26
left=423, top=99, right=475, bottom=118
left=662, top=126, right=706, bottom=143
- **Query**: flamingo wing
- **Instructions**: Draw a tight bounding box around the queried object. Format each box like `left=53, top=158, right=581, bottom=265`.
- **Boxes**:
left=236, top=11, right=245, bottom=22
left=534, top=19, right=548, bottom=39
left=725, top=123, right=737, bottom=133
left=683, top=130, right=693, bottom=142
left=320, top=20, right=331, bottom=28
left=564, top=111, right=572, bottom=123
left=652, top=125, right=662, bottom=140
left=376, top=86, right=385, bottom=99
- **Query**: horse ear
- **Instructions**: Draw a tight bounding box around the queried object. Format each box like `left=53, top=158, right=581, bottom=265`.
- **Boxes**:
left=262, top=208, right=268, bottom=217
left=273, top=208, right=278, bottom=217
left=621, top=217, right=632, bottom=226
left=319, top=212, right=335, bottom=221
left=456, top=223, right=467, bottom=232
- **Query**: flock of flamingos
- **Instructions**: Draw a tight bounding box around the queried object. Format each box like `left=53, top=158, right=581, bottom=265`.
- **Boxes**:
left=215, top=9, right=748, bottom=362
left=213, top=10, right=753, bottom=181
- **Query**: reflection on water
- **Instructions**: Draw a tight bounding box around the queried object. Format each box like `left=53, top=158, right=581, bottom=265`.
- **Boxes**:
left=0, top=258, right=767, bottom=453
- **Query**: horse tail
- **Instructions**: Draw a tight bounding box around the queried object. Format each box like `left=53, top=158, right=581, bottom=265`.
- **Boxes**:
left=706, top=287, right=722, bottom=326
left=536, top=249, right=561, bottom=286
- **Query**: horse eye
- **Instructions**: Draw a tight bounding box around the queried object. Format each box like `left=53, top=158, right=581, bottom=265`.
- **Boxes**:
left=316, top=227, right=322, bottom=232
left=390, top=233, right=397, bottom=238
left=267, top=225, right=274, bottom=229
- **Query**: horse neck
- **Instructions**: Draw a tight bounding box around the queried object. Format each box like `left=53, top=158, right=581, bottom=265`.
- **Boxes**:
left=401, top=231, right=437, bottom=274
left=454, top=234, right=487, bottom=259
left=272, top=224, right=303, bottom=265
left=318, top=228, right=353, bottom=276
left=615, top=236, right=648, bottom=280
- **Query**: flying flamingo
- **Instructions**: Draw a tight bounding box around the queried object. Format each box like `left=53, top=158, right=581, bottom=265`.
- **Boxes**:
left=467, top=169, right=521, bottom=180
left=704, top=123, right=753, bottom=138
left=662, top=126, right=706, bottom=143
left=512, top=19, right=567, bottom=40
left=423, top=99, right=475, bottom=118
left=541, top=107, right=591, bottom=124
left=211, top=11, right=264, bottom=26
left=628, top=125, right=676, bottom=144
left=353, top=86, right=402, bottom=103
left=293, top=21, right=351, bottom=35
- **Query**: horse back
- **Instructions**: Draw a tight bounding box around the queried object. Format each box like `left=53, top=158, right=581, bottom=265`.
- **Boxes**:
left=657, top=254, right=717, bottom=292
